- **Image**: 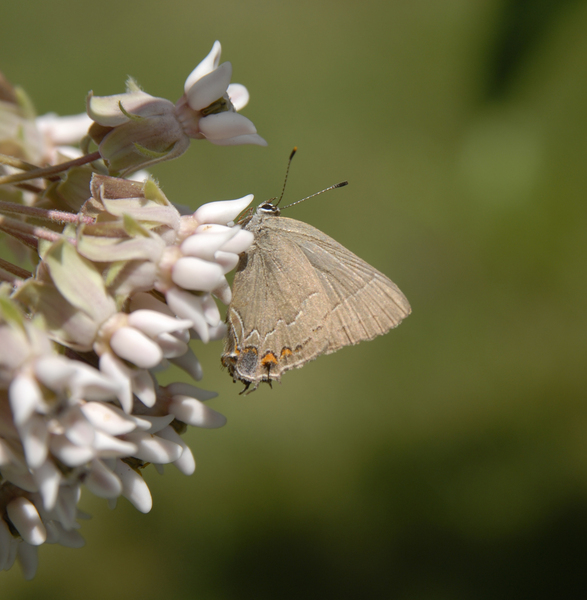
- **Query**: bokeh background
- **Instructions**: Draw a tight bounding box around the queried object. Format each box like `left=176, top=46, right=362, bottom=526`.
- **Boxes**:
left=2, top=0, right=587, bottom=598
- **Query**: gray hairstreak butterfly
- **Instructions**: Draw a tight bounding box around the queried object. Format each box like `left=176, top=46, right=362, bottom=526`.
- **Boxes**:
left=222, top=149, right=411, bottom=393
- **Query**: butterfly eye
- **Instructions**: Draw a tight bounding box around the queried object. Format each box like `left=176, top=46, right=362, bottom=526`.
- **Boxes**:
left=258, top=203, right=280, bottom=215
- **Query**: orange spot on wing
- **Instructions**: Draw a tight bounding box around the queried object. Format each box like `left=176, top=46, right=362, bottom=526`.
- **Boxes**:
left=261, top=352, right=278, bottom=366
left=280, top=347, right=293, bottom=358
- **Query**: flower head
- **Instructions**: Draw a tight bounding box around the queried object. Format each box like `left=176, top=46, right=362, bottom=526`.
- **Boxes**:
left=175, top=41, right=267, bottom=147
left=0, top=297, right=226, bottom=579
left=87, top=41, right=266, bottom=175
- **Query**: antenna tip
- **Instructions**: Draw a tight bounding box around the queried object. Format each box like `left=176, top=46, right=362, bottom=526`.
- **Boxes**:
left=289, top=147, right=298, bottom=160
left=335, top=181, right=349, bottom=189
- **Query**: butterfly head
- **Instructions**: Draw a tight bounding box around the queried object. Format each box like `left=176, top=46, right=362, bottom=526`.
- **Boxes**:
left=257, top=201, right=281, bottom=216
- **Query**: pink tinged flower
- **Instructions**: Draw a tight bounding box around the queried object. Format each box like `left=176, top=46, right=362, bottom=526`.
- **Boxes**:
left=131, top=369, right=157, bottom=407
left=9, top=374, right=44, bottom=427
left=54, top=485, right=82, bottom=531
left=43, top=521, right=85, bottom=548
left=98, top=352, right=133, bottom=413
left=113, top=459, right=152, bottom=513
left=16, top=543, right=38, bottom=581
left=154, top=332, right=189, bottom=359
left=49, top=436, right=95, bottom=467
left=59, top=406, right=96, bottom=446
left=168, top=395, right=226, bottom=429
left=80, top=402, right=138, bottom=436
left=184, top=40, right=223, bottom=89
left=122, top=431, right=183, bottom=464
left=6, top=497, right=47, bottom=546
left=176, top=41, right=267, bottom=147
left=164, top=288, right=210, bottom=343
left=131, top=414, right=175, bottom=433
left=156, top=426, right=196, bottom=475
left=171, top=256, right=226, bottom=292
left=200, top=293, right=221, bottom=326
left=97, top=349, right=157, bottom=412
left=126, top=309, right=192, bottom=359
left=167, top=347, right=204, bottom=381
left=213, top=281, right=232, bottom=305
left=185, top=61, right=233, bottom=113
left=35, top=112, right=92, bottom=146
left=109, top=327, right=163, bottom=369
left=0, top=467, right=36, bottom=493
left=198, top=113, right=263, bottom=146
left=19, top=416, right=48, bottom=469
left=92, top=430, right=138, bottom=457
left=164, top=381, right=216, bottom=397
left=32, top=460, right=61, bottom=511
left=84, top=458, right=123, bottom=499
left=15, top=240, right=118, bottom=351
left=180, top=226, right=240, bottom=260
left=0, top=438, right=18, bottom=467
left=214, top=251, right=239, bottom=274
left=0, top=519, right=16, bottom=571
left=226, top=83, right=249, bottom=111
left=33, top=355, right=121, bottom=401
left=87, top=83, right=189, bottom=176
left=193, top=193, right=254, bottom=225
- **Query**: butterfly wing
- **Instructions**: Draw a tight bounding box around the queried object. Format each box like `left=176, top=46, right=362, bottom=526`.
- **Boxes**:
left=222, top=213, right=411, bottom=391
left=263, top=216, right=411, bottom=355
left=223, top=225, right=332, bottom=387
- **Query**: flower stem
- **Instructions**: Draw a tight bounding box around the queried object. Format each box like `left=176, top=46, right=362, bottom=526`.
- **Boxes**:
left=0, top=200, right=94, bottom=225
left=0, top=256, right=32, bottom=281
left=0, top=215, right=71, bottom=244
left=0, top=151, right=102, bottom=186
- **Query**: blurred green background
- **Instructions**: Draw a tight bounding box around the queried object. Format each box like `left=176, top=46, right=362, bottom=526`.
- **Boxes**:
left=2, top=0, right=587, bottom=598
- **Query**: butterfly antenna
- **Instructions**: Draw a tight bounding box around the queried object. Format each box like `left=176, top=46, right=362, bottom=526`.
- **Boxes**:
left=281, top=181, right=349, bottom=210
left=273, top=147, right=298, bottom=207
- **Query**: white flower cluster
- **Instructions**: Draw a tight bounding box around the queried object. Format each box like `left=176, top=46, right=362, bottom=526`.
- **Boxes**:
left=0, top=311, right=228, bottom=578
left=0, top=42, right=263, bottom=579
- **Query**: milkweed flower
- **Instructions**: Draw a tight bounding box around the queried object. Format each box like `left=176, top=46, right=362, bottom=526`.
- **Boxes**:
left=87, top=41, right=266, bottom=175
left=0, top=298, right=226, bottom=579
left=0, top=48, right=262, bottom=578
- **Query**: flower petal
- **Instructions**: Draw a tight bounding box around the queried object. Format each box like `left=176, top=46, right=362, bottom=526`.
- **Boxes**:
left=194, top=194, right=254, bottom=225
left=180, top=228, right=237, bottom=260
left=123, top=432, right=183, bottom=464
left=186, top=62, right=233, bottom=111
left=219, top=228, right=254, bottom=254
left=9, top=374, right=43, bottom=427
left=81, top=402, right=137, bottom=436
left=199, top=111, right=256, bottom=141
left=127, top=310, right=192, bottom=337
left=165, top=288, right=209, bottom=343
left=110, top=327, right=163, bottom=369
left=227, top=83, right=249, bottom=111
left=169, top=395, right=227, bottom=428
left=33, top=459, right=61, bottom=511
left=16, top=543, right=38, bottom=581
left=84, top=459, right=123, bottom=499
left=184, top=41, right=222, bottom=92
left=168, top=348, right=204, bottom=381
left=6, top=498, right=46, bottom=546
left=113, top=459, right=152, bottom=513
left=156, top=426, right=196, bottom=475
left=211, top=132, right=268, bottom=147
left=171, top=257, right=225, bottom=292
